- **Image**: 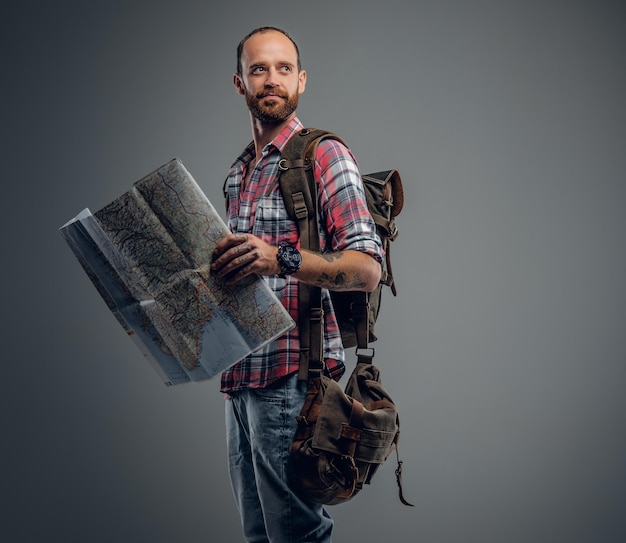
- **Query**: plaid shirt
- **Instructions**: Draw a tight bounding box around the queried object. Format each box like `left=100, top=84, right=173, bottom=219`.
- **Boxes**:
left=220, top=118, right=383, bottom=393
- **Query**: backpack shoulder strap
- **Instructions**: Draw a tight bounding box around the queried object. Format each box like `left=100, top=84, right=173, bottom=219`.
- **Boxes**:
left=277, top=128, right=344, bottom=244
left=278, top=128, right=346, bottom=379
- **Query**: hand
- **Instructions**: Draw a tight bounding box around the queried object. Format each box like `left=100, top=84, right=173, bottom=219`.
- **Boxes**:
left=211, top=233, right=279, bottom=285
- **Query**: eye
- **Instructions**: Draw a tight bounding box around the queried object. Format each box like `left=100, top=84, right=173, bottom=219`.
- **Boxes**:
left=251, top=66, right=266, bottom=74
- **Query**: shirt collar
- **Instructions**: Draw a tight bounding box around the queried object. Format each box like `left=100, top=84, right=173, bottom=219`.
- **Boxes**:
left=270, top=117, right=304, bottom=152
left=232, top=117, right=304, bottom=171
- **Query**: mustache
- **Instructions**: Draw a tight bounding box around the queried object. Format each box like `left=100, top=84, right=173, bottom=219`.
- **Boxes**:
left=256, top=90, right=289, bottom=99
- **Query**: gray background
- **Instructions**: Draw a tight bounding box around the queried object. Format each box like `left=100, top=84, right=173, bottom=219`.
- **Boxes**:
left=2, top=1, right=625, bottom=542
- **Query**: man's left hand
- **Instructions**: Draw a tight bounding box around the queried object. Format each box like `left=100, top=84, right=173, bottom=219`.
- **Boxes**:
left=211, top=233, right=279, bottom=284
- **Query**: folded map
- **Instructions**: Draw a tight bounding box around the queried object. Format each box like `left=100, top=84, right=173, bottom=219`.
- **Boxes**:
left=60, top=158, right=295, bottom=386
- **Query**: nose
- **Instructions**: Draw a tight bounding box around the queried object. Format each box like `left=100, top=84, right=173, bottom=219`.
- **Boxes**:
left=264, top=67, right=279, bottom=87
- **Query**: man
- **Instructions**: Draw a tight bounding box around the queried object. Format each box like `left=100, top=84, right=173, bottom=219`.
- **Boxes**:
left=211, top=26, right=383, bottom=542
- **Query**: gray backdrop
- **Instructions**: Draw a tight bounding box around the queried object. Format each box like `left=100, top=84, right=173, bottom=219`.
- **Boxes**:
left=2, top=1, right=625, bottom=542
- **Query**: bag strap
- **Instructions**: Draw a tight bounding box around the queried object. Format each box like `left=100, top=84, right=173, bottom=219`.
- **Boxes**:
left=278, top=128, right=374, bottom=379
left=278, top=128, right=332, bottom=379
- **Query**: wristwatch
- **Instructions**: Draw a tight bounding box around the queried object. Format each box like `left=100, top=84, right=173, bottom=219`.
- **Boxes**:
left=276, top=245, right=302, bottom=277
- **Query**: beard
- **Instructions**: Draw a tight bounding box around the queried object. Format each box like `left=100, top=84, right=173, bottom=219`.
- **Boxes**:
left=244, top=87, right=299, bottom=125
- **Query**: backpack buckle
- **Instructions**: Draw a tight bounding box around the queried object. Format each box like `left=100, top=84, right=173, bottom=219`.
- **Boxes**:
left=355, top=346, right=375, bottom=361
left=389, top=221, right=399, bottom=241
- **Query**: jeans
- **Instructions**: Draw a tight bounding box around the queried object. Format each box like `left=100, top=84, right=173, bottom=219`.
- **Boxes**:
left=225, top=373, right=333, bottom=542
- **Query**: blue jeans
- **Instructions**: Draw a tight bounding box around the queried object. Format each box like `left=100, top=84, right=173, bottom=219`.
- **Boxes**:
left=225, top=373, right=333, bottom=542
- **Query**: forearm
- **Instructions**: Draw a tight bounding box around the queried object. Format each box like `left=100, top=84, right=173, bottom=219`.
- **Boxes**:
left=211, top=233, right=381, bottom=292
left=295, top=249, right=382, bottom=293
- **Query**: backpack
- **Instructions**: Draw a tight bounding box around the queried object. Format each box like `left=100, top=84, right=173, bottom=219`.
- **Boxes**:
left=277, top=128, right=412, bottom=506
left=277, top=128, right=404, bottom=360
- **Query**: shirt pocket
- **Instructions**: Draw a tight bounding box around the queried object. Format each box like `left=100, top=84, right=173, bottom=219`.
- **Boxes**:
left=252, top=194, right=299, bottom=246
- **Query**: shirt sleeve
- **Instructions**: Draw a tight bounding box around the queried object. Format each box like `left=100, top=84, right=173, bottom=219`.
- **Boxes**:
left=314, top=138, right=384, bottom=262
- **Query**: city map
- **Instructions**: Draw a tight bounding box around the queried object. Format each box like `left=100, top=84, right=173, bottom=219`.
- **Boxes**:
left=60, top=158, right=295, bottom=386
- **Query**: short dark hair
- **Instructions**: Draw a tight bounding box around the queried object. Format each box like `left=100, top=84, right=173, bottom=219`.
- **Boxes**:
left=236, top=26, right=301, bottom=75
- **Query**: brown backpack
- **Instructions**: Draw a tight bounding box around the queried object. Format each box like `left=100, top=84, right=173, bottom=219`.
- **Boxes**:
left=278, top=128, right=412, bottom=506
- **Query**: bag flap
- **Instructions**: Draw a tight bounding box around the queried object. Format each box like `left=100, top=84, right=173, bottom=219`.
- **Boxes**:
left=312, top=373, right=398, bottom=463
left=362, top=169, right=404, bottom=218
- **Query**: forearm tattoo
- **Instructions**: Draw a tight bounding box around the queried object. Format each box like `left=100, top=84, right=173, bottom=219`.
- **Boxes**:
left=311, top=251, right=368, bottom=290
left=320, top=252, right=343, bottom=263
left=315, top=271, right=367, bottom=290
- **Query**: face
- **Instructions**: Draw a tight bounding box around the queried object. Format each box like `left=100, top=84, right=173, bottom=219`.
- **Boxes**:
left=235, top=30, right=306, bottom=125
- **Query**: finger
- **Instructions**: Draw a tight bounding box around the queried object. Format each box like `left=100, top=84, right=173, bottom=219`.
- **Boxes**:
left=231, top=233, right=249, bottom=251
left=212, top=238, right=251, bottom=271
left=224, top=251, right=258, bottom=285
left=217, top=248, right=257, bottom=278
left=213, top=233, right=248, bottom=258
left=234, top=241, right=251, bottom=256
left=233, top=248, right=256, bottom=267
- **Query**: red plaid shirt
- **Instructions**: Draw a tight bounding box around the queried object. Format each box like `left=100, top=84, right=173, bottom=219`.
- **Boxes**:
left=220, top=118, right=383, bottom=393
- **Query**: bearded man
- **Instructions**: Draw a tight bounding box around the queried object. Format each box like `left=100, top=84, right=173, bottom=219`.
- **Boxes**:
left=211, top=27, right=383, bottom=542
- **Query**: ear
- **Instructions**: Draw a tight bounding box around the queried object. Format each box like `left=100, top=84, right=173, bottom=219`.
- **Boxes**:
left=233, top=73, right=245, bottom=96
left=298, top=70, right=307, bottom=95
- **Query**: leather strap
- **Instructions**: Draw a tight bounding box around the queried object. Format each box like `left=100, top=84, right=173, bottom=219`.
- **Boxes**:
left=278, top=128, right=348, bottom=378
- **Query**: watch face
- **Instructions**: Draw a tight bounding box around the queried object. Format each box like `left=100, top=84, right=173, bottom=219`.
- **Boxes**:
left=278, top=245, right=302, bottom=275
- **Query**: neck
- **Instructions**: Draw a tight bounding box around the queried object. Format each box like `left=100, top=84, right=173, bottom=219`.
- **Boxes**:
left=249, top=114, right=295, bottom=157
